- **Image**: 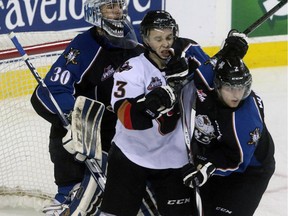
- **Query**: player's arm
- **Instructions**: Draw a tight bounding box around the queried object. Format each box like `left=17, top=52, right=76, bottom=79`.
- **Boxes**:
left=111, top=60, right=176, bottom=130
left=113, top=83, right=176, bottom=130
left=32, top=32, right=100, bottom=119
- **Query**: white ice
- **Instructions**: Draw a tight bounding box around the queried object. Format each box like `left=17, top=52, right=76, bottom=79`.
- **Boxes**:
left=0, top=66, right=287, bottom=216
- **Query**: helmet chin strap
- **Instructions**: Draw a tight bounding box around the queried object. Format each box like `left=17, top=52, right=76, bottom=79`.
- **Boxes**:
left=143, top=42, right=170, bottom=62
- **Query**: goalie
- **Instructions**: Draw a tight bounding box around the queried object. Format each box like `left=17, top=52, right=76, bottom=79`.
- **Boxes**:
left=30, top=0, right=158, bottom=215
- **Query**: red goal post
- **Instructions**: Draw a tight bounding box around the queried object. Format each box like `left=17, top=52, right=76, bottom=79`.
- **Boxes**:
left=0, top=31, right=77, bottom=211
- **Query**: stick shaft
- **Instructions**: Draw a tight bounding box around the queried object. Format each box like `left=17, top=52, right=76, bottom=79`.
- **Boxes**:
left=243, top=0, right=287, bottom=35
left=9, top=32, right=70, bottom=128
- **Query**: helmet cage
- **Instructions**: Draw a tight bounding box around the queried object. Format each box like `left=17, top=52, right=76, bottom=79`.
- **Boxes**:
left=84, top=0, right=128, bottom=38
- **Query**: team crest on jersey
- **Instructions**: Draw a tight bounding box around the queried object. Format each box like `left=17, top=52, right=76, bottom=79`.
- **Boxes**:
left=118, top=61, right=132, bottom=72
left=102, top=65, right=115, bottom=81
left=64, top=48, right=80, bottom=65
left=147, top=77, right=162, bottom=90
left=194, top=115, right=216, bottom=145
left=196, top=89, right=207, bottom=102
left=248, top=128, right=260, bottom=145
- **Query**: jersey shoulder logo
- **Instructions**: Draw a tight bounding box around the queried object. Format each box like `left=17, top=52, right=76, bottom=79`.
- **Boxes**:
left=248, top=127, right=261, bottom=145
left=196, top=89, right=207, bottom=102
left=102, top=65, right=116, bottom=81
left=147, top=77, right=162, bottom=91
left=118, top=61, right=132, bottom=72
left=64, top=48, right=80, bottom=65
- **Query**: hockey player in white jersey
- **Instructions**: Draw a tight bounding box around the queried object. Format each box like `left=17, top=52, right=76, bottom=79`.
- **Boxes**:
left=99, top=10, right=215, bottom=216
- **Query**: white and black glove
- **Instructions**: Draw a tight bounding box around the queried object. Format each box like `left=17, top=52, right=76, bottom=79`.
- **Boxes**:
left=62, top=128, right=87, bottom=162
left=136, top=86, right=176, bottom=119
left=217, top=29, right=248, bottom=59
left=182, top=162, right=216, bottom=188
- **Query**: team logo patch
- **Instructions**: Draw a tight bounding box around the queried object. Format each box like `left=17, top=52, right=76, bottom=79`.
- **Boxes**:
left=118, top=61, right=132, bottom=72
left=102, top=65, right=116, bottom=81
left=64, top=48, right=80, bottom=65
left=248, top=128, right=260, bottom=145
left=147, top=77, right=162, bottom=91
left=194, top=115, right=216, bottom=145
left=196, top=89, right=207, bottom=102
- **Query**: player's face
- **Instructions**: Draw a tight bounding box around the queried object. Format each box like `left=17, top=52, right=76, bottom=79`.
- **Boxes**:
left=145, top=28, right=174, bottom=60
left=219, top=85, right=245, bottom=108
left=101, top=3, right=123, bottom=20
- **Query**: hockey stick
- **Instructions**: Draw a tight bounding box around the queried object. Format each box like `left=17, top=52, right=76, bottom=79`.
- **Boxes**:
left=9, top=31, right=106, bottom=192
left=178, top=89, right=203, bottom=216
left=210, top=0, right=287, bottom=65
left=243, top=0, right=287, bottom=35
left=9, top=32, right=160, bottom=216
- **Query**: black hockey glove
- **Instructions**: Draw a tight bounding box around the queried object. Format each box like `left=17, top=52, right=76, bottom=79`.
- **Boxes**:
left=182, top=162, right=216, bottom=188
left=165, top=56, right=198, bottom=88
left=136, top=86, right=176, bottom=119
left=218, top=29, right=248, bottom=59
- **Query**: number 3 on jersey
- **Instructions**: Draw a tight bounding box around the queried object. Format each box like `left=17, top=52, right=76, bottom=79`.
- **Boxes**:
left=114, top=81, right=127, bottom=98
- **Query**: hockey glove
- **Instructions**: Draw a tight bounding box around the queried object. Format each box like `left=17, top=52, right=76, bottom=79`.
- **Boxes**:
left=182, top=162, right=216, bottom=188
left=165, top=56, right=197, bottom=88
left=218, top=29, right=248, bottom=59
left=136, top=86, right=176, bottom=119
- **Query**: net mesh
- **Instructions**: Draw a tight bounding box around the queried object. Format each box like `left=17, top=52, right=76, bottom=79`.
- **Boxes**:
left=0, top=31, right=78, bottom=210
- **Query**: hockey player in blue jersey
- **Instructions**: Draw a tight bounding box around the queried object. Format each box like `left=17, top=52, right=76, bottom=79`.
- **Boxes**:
left=182, top=56, right=275, bottom=216
left=30, top=0, right=159, bottom=215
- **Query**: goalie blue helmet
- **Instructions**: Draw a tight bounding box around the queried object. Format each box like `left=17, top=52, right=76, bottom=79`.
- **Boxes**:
left=214, top=57, right=252, bottom=100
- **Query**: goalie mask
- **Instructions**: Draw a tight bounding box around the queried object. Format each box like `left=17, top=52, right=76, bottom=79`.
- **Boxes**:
left=214, top=57, right=252, bottom=100
left=84, top=0, right=138, bottom=48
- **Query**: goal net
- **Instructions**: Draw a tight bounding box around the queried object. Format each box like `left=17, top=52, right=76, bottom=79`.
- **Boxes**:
left=0, top=31, right=80, bottom=211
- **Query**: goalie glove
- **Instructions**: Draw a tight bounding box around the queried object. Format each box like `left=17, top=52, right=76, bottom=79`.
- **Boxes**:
left=135, top=86, right=176, bottom=119
left=62, top=129, right=87, bottom=162
left=62, top=127, right=76, bottom=155
left=182, top=162, right=216, bottom=188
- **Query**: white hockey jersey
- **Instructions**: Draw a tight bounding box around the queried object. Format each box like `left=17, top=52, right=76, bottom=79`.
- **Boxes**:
left=111, top=53, right=191, bottom=169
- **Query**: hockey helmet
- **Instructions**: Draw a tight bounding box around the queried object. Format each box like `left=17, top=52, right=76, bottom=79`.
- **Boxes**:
left=84, top=0, right=128, bottom=38
left=214, top=57, right=252, bottom=100
left=140, top=10, right=179, bottom=38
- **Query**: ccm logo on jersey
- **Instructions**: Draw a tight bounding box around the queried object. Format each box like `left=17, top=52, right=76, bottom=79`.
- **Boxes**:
left=167, top=198, right=190, bottom=205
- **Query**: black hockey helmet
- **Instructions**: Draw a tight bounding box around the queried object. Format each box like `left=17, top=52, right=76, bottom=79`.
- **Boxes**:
left=214, top=57, right=252, bottom=99
left=140, top=10, right=179, bottom=38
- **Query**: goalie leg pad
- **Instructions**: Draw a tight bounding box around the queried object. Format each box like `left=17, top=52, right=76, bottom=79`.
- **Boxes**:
left=60, top=151, right=108, bottom=216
